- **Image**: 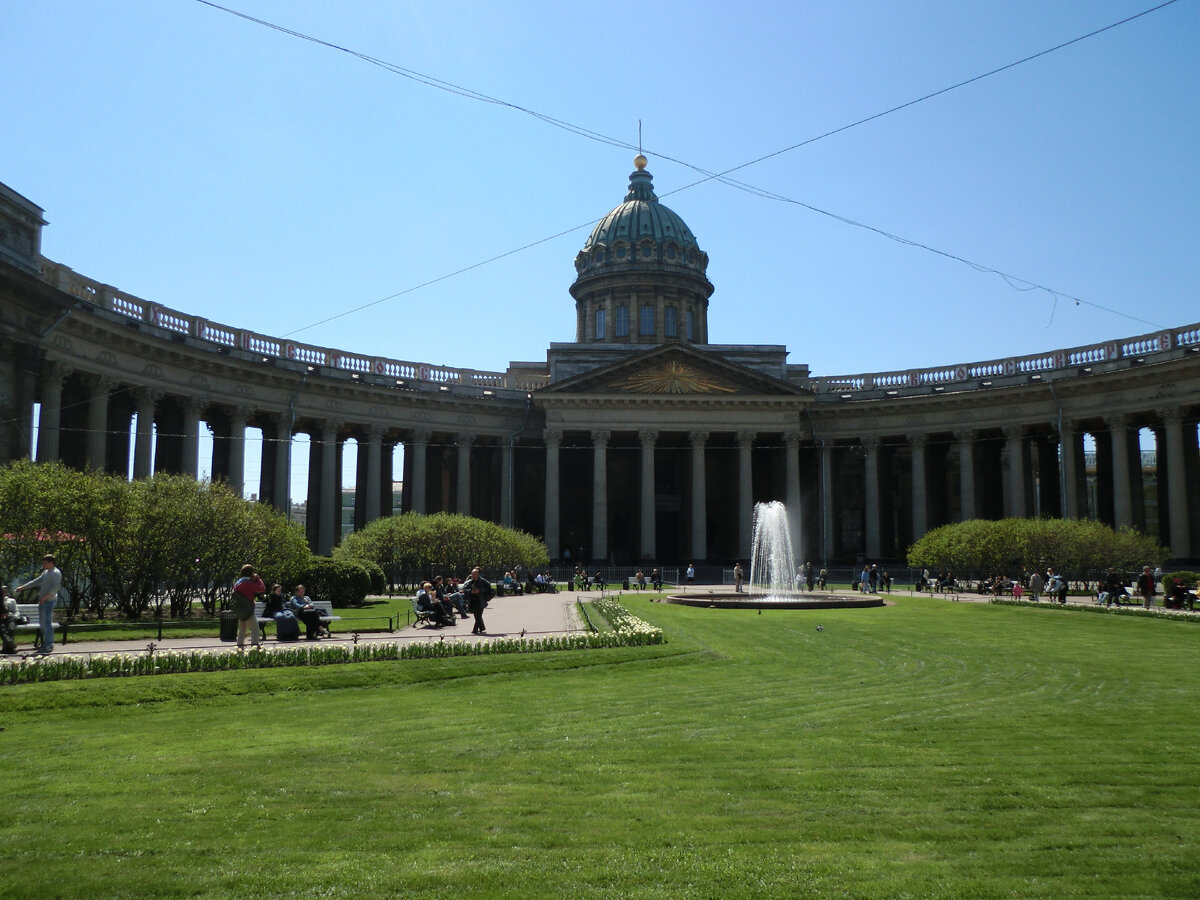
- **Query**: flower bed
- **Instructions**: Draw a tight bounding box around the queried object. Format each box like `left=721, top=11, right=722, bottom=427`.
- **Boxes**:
left=0, top=628, right=665, bottom=686
left=591, top=596, right=664, bottom=640
left=991, top=597, right=1200, bottom=623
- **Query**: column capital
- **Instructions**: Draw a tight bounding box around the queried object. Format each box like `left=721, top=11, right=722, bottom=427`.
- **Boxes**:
left=591, top=429, right=611, bottom=447
left=861, top=436, right=881, bottom=452
left=320, top=421, right=342, bottom=442
left=1159, top=407, right=1183, bottom=427
left=1105, top=413, right=1128, bottom=431
left=735, top=430, right=756, bottom=448
left=225, top=404, right=252, bottom=425
left=367, top=424, right=386, bottom=442
left=1052, top=418, right=1077, bottom=438
left=133, top=386, right=163, bottom=408
left=1002, top=424, right=1025, bottom=440
left=689, top=430, right=709, bottom=447
left=544, top=428, right=563, bottom=447
left=783, top=430, right=803, bottom=447
left=458, top=432, right=475, bottom=448
left=87, top=375, right=116, bottom=397
left=909, top=432, right=929, bottom=448
left=638, top=429, right=657, bottom=449
left=42, top=362, right=70, bottom=385
left=182, top=395, right=208, bottom=414
left=952, top=429, right=974, bottom=443
left=410, top=428, right=432, bottom=444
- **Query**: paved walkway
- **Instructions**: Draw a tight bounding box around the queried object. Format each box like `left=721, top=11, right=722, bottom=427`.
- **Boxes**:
left=13, top=590, right=595, bottom=660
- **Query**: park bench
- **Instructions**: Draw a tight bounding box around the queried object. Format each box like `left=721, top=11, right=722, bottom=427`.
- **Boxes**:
left=409, top=597, right=441, bottom=628
left=254, top=599, right=340, bottom=638
left=14, top=603, right=65, bottom=645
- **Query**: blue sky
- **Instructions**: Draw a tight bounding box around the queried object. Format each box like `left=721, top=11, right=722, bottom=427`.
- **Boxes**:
left=5, top=1, right=1198, bottom=496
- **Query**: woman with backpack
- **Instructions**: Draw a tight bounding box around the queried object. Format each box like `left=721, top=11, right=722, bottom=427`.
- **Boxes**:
left=231, top=564, right=264, bottom=649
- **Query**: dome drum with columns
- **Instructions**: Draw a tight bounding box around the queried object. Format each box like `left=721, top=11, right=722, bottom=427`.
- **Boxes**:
left=571, top=156, right=713, bottom=345
left=2, top=163, right=1198, bottom=568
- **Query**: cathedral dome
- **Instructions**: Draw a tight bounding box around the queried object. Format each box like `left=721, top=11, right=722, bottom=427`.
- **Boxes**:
left=573, top=157, right=710, bottom=281
left=570, top=157, right=714, bottom=345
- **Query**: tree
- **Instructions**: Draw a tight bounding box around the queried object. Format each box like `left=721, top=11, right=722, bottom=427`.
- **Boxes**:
left=334, top=512, right=549, bottom=588
left=907, top=518, right=1168, bottom=585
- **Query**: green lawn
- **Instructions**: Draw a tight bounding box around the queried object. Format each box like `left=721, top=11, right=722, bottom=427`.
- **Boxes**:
left=2, top=596, right=1198, bottom=898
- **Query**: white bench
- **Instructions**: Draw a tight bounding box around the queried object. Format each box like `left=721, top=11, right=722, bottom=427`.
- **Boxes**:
left=9, top=603, right=65, bottom=648
left=254, top=599, right=341, bottom=638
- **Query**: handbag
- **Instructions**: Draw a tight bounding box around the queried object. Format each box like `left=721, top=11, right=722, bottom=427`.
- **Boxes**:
left=230, top=593, right=256, bottom=621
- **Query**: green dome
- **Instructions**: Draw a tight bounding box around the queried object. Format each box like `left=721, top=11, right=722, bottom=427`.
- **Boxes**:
left=583, top=168, right=700, bottom=251
left=574, top=162, right=710, bottom=280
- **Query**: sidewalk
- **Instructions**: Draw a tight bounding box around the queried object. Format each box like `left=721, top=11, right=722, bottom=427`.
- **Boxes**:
left=18, top=590, right=592, bottom=660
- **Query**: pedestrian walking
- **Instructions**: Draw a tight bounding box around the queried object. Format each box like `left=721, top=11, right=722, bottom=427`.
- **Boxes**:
left=16, top=554, right=61, bottom=655
left=231, top=563, right=264, bottom=649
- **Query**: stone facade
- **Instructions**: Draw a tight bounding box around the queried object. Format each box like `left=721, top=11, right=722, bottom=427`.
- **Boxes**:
left=2, top=172, right=1198, bottom=564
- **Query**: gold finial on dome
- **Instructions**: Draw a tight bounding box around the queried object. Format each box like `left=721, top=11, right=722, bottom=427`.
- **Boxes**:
left=634, top=154, right=648, bottom=170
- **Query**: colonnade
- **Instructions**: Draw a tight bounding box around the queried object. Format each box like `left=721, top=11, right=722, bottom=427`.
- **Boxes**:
left=831, top=413, right=1196, bottom=561
left=25, top=364, right=1200, bottom=562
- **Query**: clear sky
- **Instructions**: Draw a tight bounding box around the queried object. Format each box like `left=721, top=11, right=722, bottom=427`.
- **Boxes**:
left=5, top=1, right=1198, bottom=496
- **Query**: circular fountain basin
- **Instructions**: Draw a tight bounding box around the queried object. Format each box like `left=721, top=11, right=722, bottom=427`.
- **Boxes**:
left=665, top=591, right=885, bottom=610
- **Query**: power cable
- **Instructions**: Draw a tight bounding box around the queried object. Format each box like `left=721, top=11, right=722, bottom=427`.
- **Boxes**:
left=190, top=0, right=1181, bottom=335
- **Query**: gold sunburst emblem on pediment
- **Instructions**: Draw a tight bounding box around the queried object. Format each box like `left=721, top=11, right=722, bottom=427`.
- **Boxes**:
left=617, top=361, right=738, bottom=394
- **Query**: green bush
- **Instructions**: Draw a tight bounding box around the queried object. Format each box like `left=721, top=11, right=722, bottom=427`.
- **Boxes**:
left=1164, top=571, right=1198, bottom=590
left=293, top=557, right=371, bottom=608
left=907, top=517, right=1167, bottom=583
left=340, top=557, right=387, bottom=594
left=333, top=512, right=549, bottom=587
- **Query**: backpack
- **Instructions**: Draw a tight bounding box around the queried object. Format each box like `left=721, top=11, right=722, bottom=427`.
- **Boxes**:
left=274, top=609, right=300, bottom=641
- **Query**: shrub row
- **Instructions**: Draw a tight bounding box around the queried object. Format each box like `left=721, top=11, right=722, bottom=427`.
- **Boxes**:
left=991, top=597, right=1200, bottom=623
left=0, top=629, right=666, bottom=685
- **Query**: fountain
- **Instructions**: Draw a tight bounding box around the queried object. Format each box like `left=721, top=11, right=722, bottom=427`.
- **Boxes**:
left=748, top=500, right=796, bottom=599
left=665, top=501, right=885, bottom=610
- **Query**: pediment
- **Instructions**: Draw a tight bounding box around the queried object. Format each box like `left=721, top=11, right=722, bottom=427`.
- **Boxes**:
left=539, top=343, right=808, bottom=397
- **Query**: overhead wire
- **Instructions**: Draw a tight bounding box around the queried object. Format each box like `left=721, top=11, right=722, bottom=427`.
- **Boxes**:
left=192, top=0, right=1182, bottom=336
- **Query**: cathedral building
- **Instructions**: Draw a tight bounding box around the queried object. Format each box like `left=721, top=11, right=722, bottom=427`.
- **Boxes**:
left=1, top=161, right=1197, bottom=566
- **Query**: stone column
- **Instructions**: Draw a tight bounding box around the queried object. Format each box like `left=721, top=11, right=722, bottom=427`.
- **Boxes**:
left=318, top=421, right=340, bottom=555
left=736, top=431, right=755, bottom=559
left=499, top=442, right=514, bottom=527
left=591, top=430, right=610, bottom=563
left=227, top=406, right=248, bottom=497
left=132, top=388, right=159, bottom=479
left=954, top=430, right=976, bottom=521
left=639, top=429, right=657, bottom=560
left=784, top=431, right=802, bottom=559
left=1107, top=414, right=1134, bottom=529
left=456, top=433, right=473, bottom=516
left=36, top=364, right=66, bottom=463
left=273, top=415, right=292, bottom=515
left=910, top=433, right=928, bottom=540
left=85, top=376, right=113, bottom=471
left=821, top=442, right=835, bottom=561
left=364, top=425, right=384, bottom=524
left=180, top=397, right=205, bottom=479
left=409, top=430, right=430, bottom=514
left=1161, top=409, right=1191, bottom=556
left=544, top=429, right=562, bottom=560
left=690, top=431, right=709, bottom=561
left=862, top=437, right=881, bottom=559
left=1059, top=421, right=1080, bottom=519
left=1003, top=425, right=1026, bottom=518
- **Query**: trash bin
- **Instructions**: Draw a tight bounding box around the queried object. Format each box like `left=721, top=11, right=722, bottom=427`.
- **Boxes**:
left=219, top=609, right=239, bottom=642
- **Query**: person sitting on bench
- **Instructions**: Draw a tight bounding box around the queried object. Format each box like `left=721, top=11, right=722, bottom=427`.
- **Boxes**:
left=288, top=584, right=324, bottom=640
left=416, top=582, right=456, bottom=627
left=593, top=572, right=606, bottom=590
left=650, top=568, right=663, bottom=591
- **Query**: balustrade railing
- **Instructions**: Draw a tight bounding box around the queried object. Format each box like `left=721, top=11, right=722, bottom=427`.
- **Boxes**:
left=39, top=257, right=551, bottom=393
left=38, top=256, right=1197, bottom=400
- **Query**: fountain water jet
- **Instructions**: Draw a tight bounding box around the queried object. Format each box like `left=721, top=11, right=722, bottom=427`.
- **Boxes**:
left=748, top=500, right=796, bottom=599
left=664, top=500, right=884, bottom=610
